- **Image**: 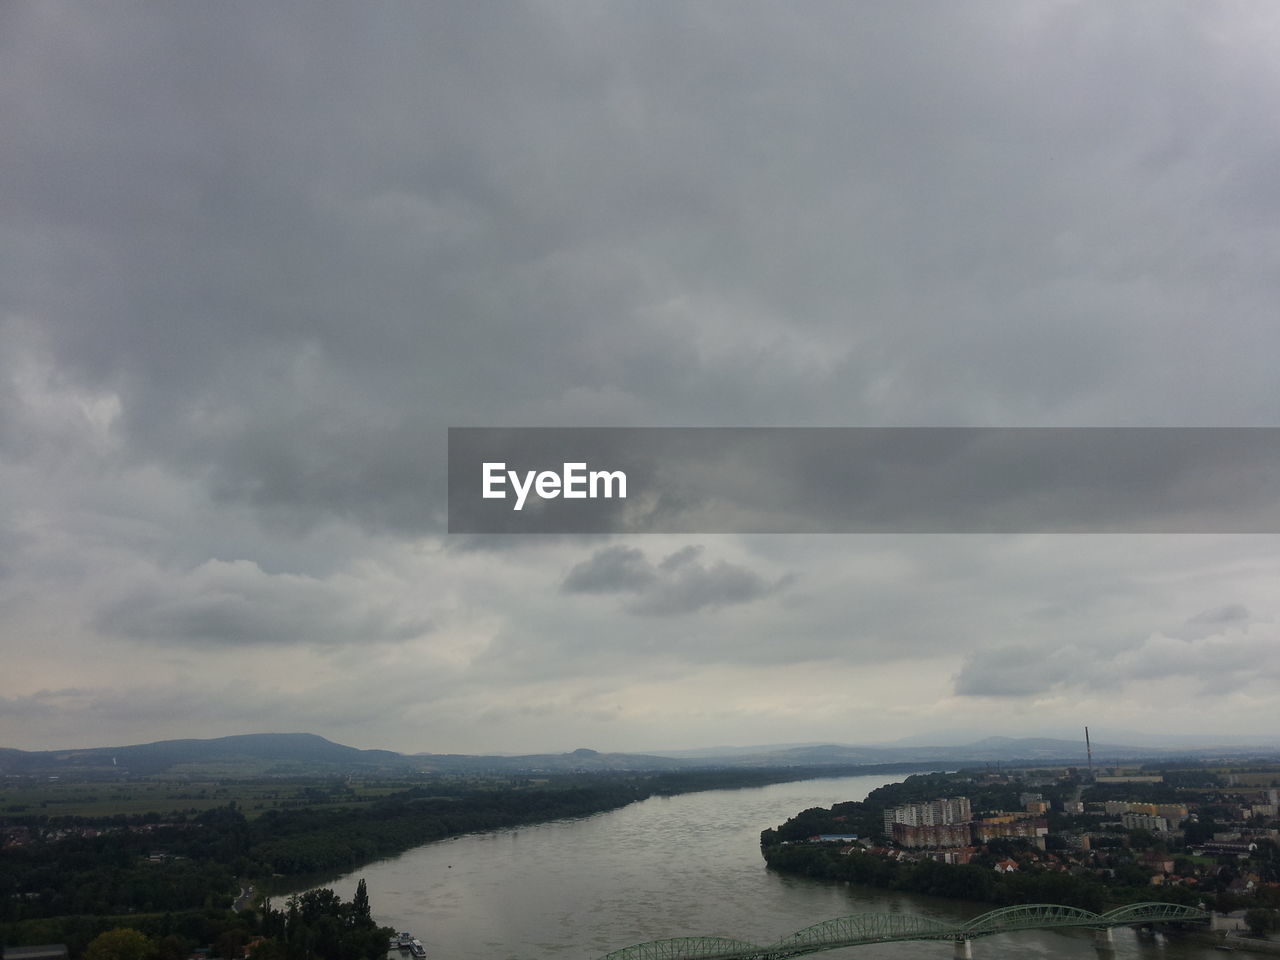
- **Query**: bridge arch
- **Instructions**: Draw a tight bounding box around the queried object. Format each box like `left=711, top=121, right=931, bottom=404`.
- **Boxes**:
left=594, top=902, right=1210, bottom=960
left=1099, top=901, right=1209, bottom=926
left=773, top=912, right=955, bottom=952
left=596, top=936, right=768, bottom=960
left=960, top=902, right=1101, bottom=937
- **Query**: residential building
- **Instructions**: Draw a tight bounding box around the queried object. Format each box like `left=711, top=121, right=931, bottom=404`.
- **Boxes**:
left=891, top=822, right=972, bottom=849
left=1121, top=812, right=1171, bottom=832
left=974, top=816, right=1049, bottom=849
left=882, top=797, right=971, bottom=835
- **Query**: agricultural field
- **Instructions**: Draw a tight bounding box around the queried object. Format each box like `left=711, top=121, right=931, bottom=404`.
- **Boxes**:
left=0, top=778, right=414, bottom=819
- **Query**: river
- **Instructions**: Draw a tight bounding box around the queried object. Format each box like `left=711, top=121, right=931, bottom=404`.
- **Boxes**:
left=284, top=774, right=1237, bottom=960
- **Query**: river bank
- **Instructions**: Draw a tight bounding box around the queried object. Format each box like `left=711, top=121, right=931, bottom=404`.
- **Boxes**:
left=1188, top=931, right=1280, bottom=956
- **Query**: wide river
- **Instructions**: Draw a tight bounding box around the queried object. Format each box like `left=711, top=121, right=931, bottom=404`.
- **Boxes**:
left=289, top=774, right=1235, bottom=960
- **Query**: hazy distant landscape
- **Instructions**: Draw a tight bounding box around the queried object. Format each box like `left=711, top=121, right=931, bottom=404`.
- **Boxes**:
left=4, top=731, right=1280, bottom=780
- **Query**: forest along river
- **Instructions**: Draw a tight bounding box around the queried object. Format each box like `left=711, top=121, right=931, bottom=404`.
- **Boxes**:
left=283, top=773, right=1229, bottom=960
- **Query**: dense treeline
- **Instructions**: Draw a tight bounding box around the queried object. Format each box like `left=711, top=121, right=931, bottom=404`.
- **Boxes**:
left=2, top=906, right=265, bottom=960
left=759, top=771, right=1029, bottom=846
left=642, top=763, right=945, bottom=796
left=760, top=842, right=1205, bottom=913
left=0, top=806, right=249, bottom=920
left=6, top=766, right=944, bottom=944
left=254, top=881, right=391, bottom=960
left=5, top=883, right=391, bottom=960
left=4, top=764, right=951, bottom=954
left=857, top=772, right=1023, bottom=821
left=246, top=779, right=648, bottom=874
left=1, top=780, right=647, bottom=927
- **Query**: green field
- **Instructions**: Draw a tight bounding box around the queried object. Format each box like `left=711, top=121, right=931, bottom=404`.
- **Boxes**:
left=0, top=778, right=414, bottom=819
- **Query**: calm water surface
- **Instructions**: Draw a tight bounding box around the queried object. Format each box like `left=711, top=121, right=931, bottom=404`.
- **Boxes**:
left=285, top=774, right=1230, bottom=960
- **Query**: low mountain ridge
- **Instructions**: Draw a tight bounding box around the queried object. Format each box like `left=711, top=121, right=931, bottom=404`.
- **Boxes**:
left=0, top=732, right=411, bottom=776
left=3, top=731, right=1277, bottom=778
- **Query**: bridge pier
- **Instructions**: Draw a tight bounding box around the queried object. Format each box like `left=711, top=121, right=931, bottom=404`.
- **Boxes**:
left=953, top=938, right=972, bottom=959
left=1094, top=927, right=1114, bottom=951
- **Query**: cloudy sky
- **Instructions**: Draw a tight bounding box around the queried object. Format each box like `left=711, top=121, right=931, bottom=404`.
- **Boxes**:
left=3, top=2, right=1279, bottom=754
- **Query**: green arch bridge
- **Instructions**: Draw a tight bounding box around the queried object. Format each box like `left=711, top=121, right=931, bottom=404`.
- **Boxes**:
left=595, top=902, right=1210, bottom=960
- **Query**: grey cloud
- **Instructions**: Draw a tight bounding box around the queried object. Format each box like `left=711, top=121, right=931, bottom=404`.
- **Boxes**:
left=0, top=689, right=90, bottom=722
left=955, top=607, right=1279, bottom=700
left=1121, top=630, right=1280, bottom=691
left=562, top=546, right=656, bottom=594
left=82, top=684, right=395, bottom=732
left=1167, top=604, right=1251, bottom=640
left=3, top=2, right=1280, bottom=751
left=658, top=545, right=702, bottom=571
left=953, top=646, right=1056, bottom=698
left=4, top=4, right=1280, bottom=542
left=562, top=544, right=782, bottom=616
left=0, top=679, right=427, bottom=750
left=97, top=559, right=431, bottom=647
left=625, top=557, right=775, bottom=617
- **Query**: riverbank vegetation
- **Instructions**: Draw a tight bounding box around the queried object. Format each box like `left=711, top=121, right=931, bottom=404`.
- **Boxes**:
left=1, top=764, right=933, bottom=954
left=15, top=882, right=392, bottom=960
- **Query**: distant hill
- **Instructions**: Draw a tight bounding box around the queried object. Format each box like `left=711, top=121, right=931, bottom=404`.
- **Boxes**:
left=3, top=732, right=1276, bottom=779
left=0, top=732, right=413, bottom=777
left=0, top=734, right=696, bottom=778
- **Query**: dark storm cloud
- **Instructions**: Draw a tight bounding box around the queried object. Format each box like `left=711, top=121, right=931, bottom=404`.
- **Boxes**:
left=5, top=3, right=1280, bottom=542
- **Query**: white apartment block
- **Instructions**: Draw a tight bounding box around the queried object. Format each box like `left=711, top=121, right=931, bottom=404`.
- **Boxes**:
left=883, top=797, right=972, bottom=834
left=1121, top=812, right=1172, bottom=832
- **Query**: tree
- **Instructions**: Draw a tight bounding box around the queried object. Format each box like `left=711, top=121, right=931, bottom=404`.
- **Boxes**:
left=85, top=929, right=157, bottom=960
left=1127, top=829, right=1156, bottom=850
left=154, top=936, right=190, bottom=960
left=215, top=928, right=250, bottom=959
left=249, top=941, right=287, bottom=960
left=1184, top=817, right=1217, bottom=845
left=1245, top=907, right=1280, bottom=937
left=350, top=879, right=372, bottom=928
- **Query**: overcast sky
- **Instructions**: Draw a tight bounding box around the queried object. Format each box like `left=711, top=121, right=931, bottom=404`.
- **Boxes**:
left=3, top=2, right=1279, bottom=754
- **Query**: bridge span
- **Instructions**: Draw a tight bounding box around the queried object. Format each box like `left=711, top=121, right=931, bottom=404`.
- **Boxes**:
left=595, top=901, right=1210, bottom=960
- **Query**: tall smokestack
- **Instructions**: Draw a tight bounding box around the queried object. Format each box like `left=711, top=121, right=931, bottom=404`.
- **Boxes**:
left=1085, top=726, right=1093, bottom=779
